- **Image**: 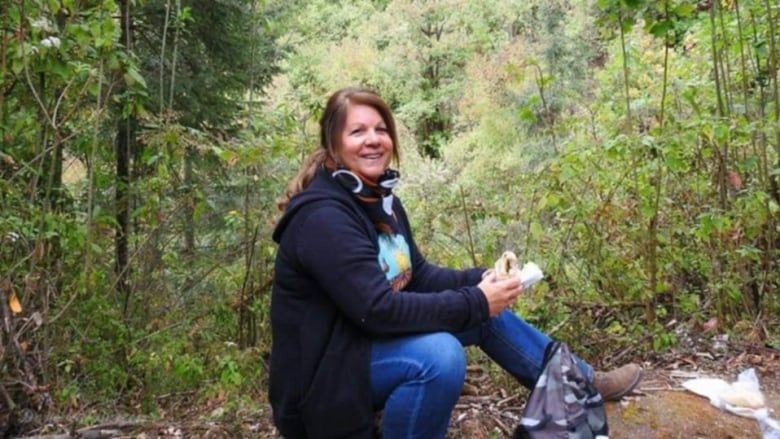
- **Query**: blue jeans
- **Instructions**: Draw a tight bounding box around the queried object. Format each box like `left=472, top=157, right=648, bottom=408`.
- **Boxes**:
left=369, top=310, right=594, bottom=439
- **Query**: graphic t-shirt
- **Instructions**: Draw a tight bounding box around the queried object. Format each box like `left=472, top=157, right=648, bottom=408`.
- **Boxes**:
left=377, top=232, right=412, bottom=292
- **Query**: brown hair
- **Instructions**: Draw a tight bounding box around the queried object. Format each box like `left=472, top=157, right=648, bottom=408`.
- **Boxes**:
left=277, top=87, right=401, bottom=211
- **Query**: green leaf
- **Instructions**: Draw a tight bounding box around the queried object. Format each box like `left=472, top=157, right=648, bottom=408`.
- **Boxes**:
left=622, top=16, right=637, bottom=33
left=47, top=0, right=61, bottom=13
left=621, top=0, right=643, bottom=8
left=713, top=122, right=729, bottom=144
left=640, top=202, right=656, bottom=219
left=597, top=0, right=615, bottom=9
left=123, top=67, right=147, bottom=88
left=738, top=157, right=758, bottom=170
left=648, top=20, right=671, bottom=37
left=518, top=106, right=537, bottom=123
left=529, top=221, right=544, bottom=239
left=674, top=3, right=695, bottom=17
left=665, top=151, right=686, bottom=172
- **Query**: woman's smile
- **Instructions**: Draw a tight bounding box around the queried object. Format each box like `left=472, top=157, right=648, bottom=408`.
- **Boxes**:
left=339, top=104, right=394, bottom=180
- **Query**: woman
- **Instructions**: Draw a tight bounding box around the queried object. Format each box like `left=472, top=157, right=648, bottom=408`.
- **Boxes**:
left=269, top=87, right=641, bottom=439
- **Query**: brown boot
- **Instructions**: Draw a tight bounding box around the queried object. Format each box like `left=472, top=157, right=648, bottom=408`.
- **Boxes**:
left=593, top=363, right=642, bottom=401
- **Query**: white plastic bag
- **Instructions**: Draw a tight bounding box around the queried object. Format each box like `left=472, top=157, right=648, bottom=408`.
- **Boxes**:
left=757, top=408, right=780, bottom=439
left=682, top=368, right=780, bottom=438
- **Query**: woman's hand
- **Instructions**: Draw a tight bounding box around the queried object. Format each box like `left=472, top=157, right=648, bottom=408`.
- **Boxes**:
left=478, top=271, right=524, bottom=317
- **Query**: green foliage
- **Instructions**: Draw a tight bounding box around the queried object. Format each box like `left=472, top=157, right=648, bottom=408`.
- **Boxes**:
left=262, top=0, right=779, bottom=358
left=1, top=0, right=289, bottom=430
left=133, top=0, right=281, bottom=128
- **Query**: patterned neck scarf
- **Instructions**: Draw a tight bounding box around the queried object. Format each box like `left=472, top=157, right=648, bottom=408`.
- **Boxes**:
left=325, top=158, right=401, bottom=235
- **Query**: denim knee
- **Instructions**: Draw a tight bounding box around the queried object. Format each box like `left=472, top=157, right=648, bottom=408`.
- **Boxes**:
left=371, top=332, right=468, bottom=439
left=420, top=332, right=467, bottom=391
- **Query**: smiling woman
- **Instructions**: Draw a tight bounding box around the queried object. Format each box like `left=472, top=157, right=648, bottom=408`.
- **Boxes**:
left=268, top=87, right=641, bottom=439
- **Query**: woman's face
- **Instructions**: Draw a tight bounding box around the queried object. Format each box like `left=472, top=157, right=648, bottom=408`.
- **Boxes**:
left=338, top=104, right=394, bottom=180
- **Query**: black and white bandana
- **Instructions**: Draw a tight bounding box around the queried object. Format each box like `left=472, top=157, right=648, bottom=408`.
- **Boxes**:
left=327, top=161, right=401, bottom=235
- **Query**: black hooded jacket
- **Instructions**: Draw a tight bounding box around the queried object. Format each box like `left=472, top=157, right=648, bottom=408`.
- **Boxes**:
left=269, top=169, right=489, bottom=438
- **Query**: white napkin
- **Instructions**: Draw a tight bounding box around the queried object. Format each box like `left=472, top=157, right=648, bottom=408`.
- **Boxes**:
left=518, top=262, right=544, bottom=289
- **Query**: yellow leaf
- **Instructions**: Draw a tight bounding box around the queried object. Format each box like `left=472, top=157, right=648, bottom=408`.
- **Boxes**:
left=9, top=291, right=22, bottom=314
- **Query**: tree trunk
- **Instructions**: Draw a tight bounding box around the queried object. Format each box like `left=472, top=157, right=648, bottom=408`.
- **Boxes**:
left=115, top=0, right=133, bottom=312
left=183, top=145, right=195, bottom=259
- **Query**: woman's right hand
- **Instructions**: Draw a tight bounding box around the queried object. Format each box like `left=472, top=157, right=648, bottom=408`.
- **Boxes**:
left=477, top=271, right=524, bottom=317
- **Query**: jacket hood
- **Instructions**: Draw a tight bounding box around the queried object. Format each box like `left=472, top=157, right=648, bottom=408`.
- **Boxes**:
left=272, top=169, right=356, bottom=243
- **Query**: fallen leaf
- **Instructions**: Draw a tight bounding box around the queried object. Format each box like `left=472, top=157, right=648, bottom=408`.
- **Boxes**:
left=9, top=291, right=22, bottom=314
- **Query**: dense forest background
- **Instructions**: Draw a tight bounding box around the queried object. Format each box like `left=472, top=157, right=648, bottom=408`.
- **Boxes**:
left=1, top=0, right=779, bottom=433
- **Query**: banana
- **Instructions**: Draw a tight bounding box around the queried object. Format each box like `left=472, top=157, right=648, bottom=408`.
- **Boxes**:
left=494, top=251, right=520, bottom=280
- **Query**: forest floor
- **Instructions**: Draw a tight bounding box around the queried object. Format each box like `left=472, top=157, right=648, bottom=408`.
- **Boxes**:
left=13, top=337, right=780, bottom=439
